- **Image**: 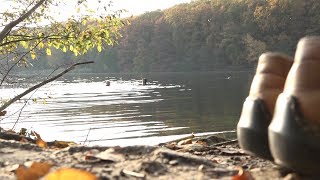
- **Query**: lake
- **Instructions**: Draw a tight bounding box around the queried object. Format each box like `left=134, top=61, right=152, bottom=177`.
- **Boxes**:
left=0, top=71, right=254, bottom=146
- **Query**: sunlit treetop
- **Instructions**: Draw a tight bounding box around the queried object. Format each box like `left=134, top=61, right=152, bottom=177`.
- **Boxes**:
left=0, top=0, right=127, bottom=63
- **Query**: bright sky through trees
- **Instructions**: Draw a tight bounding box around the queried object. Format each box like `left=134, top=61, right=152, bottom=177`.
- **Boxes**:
left=0, top=0, right=192, bottom=25
left=112, top=0, right=193, bottom=16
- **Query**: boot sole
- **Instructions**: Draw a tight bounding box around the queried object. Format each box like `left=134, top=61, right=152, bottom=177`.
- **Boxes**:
left=269, top=94, right=320, bottom=175
left=237, top=98, right=273, bottom=160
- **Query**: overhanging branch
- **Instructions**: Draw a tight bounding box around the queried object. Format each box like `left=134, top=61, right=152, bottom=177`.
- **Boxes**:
left=0, top=0, right=46, bottom=42
left=0, top=61, right=94, bottom=112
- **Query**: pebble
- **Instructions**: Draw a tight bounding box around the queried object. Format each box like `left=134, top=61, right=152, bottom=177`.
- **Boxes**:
left=198, top=164, right=205, bottom=171
left=169, top=160, right=179, bottom=166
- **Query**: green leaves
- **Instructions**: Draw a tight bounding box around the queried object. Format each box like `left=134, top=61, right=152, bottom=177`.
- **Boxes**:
left=0, top=0, right=125, bottom=62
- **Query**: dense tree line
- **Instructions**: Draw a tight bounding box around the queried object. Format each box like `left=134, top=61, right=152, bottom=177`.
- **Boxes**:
left=35, top=0, right=320, bottom=72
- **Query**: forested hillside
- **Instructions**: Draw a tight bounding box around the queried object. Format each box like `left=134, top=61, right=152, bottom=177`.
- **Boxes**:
left=39, top=0, right=320, bottom=72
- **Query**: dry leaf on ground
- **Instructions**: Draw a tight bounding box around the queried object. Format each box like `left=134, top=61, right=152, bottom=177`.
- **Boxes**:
left=233, top=167, right=253, bottom=180
left=32, top=131, right=48, bottom=148
left=85, top=148, right=125, bottom=163
left=53, top=140, right=76, bottom=148
left=0, top=111, right=6, bottom=116
left=195, top=140, right=208, bottom=146
left=45, top=168, right=97, bottom=180
left=16, top=162, right=52, bottom=180
left=177, top=138, right=193, bottom=146
left=20, top=138, right=29, bottom=143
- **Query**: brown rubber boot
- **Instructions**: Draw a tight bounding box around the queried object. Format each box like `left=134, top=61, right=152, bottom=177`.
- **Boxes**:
left=269, top=36, right=320, bottom=175
left=237, top=53, right=292, bottom=160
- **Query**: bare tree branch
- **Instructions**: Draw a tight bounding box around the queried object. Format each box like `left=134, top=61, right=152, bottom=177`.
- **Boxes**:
left=0, top=61, right=94, bottom=112
left=0, top=35, right=72, bottom=47
left=0, top=0, right=46, bottom=42
left=11, top=64, right=62, bottom=129
left=0, top=64, right=63, bottom=123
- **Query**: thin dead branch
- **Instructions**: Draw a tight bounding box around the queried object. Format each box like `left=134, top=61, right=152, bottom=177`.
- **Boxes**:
left=0, top=61, right=94, bottom=112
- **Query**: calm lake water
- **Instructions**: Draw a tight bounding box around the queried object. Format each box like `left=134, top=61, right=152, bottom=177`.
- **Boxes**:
left=0, top=71, right=254, bottom=146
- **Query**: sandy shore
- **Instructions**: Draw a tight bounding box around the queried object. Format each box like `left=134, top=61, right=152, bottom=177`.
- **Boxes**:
left=0, top=131, right=305, bottom=180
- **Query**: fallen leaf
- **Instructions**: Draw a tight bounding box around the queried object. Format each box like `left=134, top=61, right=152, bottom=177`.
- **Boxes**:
left=32, top=131, right=41, bottom=139
left=0, top=111, right=6, bottom=116
left=195, top=140, right=208, bottom=146
left=33, top=131, right=48, bottom=148
left=45, top=168, right=97, bottom=180
left=16, top=162, right=52, bottom=180
left=6, top=129, right=16, bottom=134
left=233, top=167, right=253, bottom=180
left=178, top=143, right=207, bottom=152
left=178, top=138, right=193, bottom=146
left=93, top=148, right=125, bottom=162
left=36, top=138, right=48, bottom=148
left=220, top=149, right=244, bottom=156
left=19, top=128, right=27, bottom=136
left=53, top=141, right=76, bottom=148
left=20, top=138, right=29, bottom=143
left=164, top=142, right=180, bottom=150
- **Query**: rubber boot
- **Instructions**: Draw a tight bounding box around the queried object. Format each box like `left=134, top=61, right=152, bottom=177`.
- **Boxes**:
left=237, top=52, right=292, bottom=160
left=269, top=36, right=320, bottom=175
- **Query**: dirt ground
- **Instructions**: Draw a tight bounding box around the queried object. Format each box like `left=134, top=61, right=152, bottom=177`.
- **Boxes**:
left=0, top=131, right=311, bottom=180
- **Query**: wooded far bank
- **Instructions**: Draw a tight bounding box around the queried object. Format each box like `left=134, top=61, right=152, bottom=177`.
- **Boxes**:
left=38, top=0, right=320, bottom=72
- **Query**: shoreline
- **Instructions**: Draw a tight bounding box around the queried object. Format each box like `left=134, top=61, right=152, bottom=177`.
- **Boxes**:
left=0, top=131, right=299, bottom=179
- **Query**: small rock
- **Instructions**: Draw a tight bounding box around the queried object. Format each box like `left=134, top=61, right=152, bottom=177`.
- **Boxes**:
left=283, top=173, right=300, bottom=180
left=198, top=164, right=205, bottom=171
left=141, top=161, right=167, bottom=175
left=0, top=161, right=4, bottom=167
left=193, top=151, right=202, bottom=155
left=250, top=168, right=261, bottom=172
left=242, top=164, right=251, bottom=170
left=169, top=160, right=179, bottom=166
left=162, top=158, right=169, bottom=164
left=231, top=156, right=241, bottom=161
left=5, top=164, right=19, bottom=172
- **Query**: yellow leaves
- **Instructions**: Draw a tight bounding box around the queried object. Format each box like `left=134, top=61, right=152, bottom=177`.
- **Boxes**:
left=46, top=168, right=97, bottom=180
left=32, top=131, right=48, bottom=148
left=3, top=9, right=123, bottom=59
left=73, top=48, right=79, bottom=56
left=62, top=46, right=67, bottom=52
left=16, top=162, right=52, bottom=180
left=38, top=42, right=44, bottom=49
left=15, top=163, right=96, bottom=180
left=38, top=32, right=44, bottom=37
left=46, top=48, right=52, bottom=56
left=97, top=44, right=102, bottom=52
left=20, top=41, right=28, bottom=48
left=30, top=50, right=36, bottom=60
left=82, top=19, right=87, bottom=25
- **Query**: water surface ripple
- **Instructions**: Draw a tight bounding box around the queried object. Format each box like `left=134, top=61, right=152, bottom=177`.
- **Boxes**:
left=0, top=72, right=251, bottom=146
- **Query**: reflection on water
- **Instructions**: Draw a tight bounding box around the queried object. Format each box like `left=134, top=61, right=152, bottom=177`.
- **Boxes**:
left=0, top=72, right=253, bottom=146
